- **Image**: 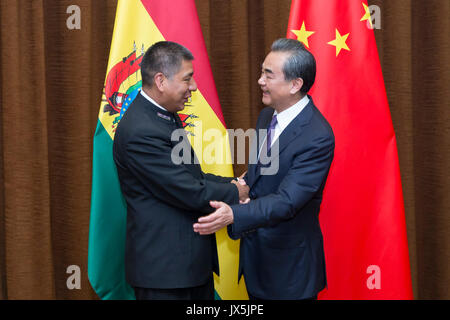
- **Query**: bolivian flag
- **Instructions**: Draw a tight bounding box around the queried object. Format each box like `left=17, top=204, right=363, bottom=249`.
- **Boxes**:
left=88, top=0, right=247, bottom=300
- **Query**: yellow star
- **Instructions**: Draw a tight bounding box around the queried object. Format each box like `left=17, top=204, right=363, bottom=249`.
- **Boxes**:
left=360, top=2, right=373, bottom=29
left=291, top=21, right=315, bottom=48
left=327, top=29, right=350, bottom=57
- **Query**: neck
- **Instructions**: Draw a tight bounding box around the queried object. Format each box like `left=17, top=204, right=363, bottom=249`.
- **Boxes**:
left=142, top=86, right=166, bottom=109
left=273, top=93, right=304, bottom=113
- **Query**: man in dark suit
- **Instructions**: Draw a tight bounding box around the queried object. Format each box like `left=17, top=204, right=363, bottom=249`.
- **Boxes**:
left=194, top=38, right=335, bottom=300
left=113, top=41, right=248, bottom=300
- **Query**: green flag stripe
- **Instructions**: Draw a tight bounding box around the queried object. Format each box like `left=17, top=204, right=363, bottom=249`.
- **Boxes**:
left=126, top=81, right=142, bottom=95
left=88, top=120, right=135, bottom=299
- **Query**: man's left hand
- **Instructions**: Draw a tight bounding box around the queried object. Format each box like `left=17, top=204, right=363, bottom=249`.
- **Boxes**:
left=193, top=201, right=233, bottom=235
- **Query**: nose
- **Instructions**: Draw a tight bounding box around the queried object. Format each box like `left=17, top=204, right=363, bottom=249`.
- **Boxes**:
left=189, top=78, right=198, bottom=92
left=258, top=74, right=265, bottom=86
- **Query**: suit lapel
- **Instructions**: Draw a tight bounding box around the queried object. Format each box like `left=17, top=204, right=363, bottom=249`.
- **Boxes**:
left=248, top=109, right=274, bottom=185
left=275, top=102, right=313, bottom=156
left=250, top=99, right=315, bottom=186
left=139, top=94, right=202, bottom=173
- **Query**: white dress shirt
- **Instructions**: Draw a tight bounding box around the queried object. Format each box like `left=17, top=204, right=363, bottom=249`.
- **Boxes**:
left=258, top=95, right=310, bottom=158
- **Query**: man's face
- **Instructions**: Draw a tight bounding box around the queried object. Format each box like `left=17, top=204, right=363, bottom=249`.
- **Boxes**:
left=258, top=51, right=294, bottom=110
left=163, top=59, right=197, bottom=113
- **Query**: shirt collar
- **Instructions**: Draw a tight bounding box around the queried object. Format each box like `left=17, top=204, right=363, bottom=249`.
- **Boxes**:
left=140, top=90, right=168, bottom=112
left=273, top=95, right=309, bottom=131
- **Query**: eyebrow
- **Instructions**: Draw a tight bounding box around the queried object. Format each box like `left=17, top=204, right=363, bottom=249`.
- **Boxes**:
left=261, top=65, right=274, bottom=74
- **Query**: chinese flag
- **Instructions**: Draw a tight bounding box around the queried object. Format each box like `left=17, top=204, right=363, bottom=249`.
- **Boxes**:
left=287, top=0, right=413, bottom=299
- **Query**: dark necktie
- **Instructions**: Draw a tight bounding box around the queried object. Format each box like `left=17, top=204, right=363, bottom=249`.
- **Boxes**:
left=266, top=114, right=278, bottom=153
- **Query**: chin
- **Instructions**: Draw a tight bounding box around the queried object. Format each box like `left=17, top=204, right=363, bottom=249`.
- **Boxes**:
left=262, top=96, right=271, bottom=106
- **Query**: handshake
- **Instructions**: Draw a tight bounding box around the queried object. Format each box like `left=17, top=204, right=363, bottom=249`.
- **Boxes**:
left=230, top=172, right=251, bottom=204
left=193, top=172, right=250, bottom=235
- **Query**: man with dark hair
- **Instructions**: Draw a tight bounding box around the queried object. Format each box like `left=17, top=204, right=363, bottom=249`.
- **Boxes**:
left=194, top=38, right=335, bottom=300
left=140, top=41, right=194, bottom=89
left=113, top=41, right=248, bottom=300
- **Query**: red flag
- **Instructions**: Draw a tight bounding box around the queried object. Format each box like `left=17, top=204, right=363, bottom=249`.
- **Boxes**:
left=287, top=0, right=413, bottom=299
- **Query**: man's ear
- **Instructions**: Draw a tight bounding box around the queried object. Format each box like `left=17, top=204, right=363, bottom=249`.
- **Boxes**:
left=290, top=78, right=304, bottom=95
left=154, top=72, right=165, bottom=92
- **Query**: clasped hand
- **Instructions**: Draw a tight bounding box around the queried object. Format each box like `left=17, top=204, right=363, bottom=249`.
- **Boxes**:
left=231, top=177, right=250, bottom=204
left=193, top=173, right=250, bottom=235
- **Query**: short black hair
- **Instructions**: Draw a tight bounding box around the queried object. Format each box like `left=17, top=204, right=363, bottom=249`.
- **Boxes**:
left=271, top=38, right=316, bottom=94
left=141, top=41, right=194, bottom=87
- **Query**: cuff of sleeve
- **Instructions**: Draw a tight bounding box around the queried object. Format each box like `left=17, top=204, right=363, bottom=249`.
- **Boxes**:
left=229, top=203, right=260, bottom=239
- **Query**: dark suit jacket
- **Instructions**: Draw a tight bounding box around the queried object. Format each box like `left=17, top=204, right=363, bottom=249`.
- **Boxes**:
left=113, top=93, right=238, bottom=289
left=229, top=97, right=335, bottom=299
